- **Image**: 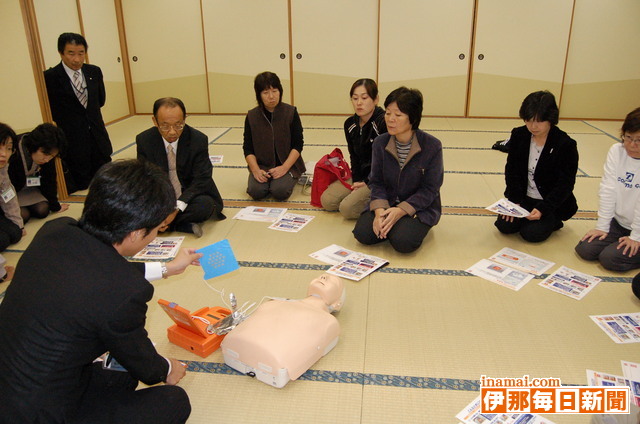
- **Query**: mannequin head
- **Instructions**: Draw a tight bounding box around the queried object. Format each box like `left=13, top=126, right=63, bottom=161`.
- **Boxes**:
left=307, top=273, right=345, bottom=313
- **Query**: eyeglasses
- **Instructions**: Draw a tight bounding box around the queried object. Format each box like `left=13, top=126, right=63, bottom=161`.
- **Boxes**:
left=158, top=123, right=185, bottom=132
left=623, top=134, right=640, bottom=144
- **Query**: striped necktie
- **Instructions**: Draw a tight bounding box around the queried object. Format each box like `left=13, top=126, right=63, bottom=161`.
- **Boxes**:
left=73, top=71, right=87, bottom=108
left=167, top=144, right=182, bottom=198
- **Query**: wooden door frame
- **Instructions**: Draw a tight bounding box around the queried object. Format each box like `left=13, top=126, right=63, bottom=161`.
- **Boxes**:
left=19, top=0, right=69, bottom=200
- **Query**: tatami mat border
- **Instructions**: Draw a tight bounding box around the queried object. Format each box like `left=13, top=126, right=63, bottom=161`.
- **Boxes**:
left=215, top=202, right=600, bottom=219
left=577, top=167, right=590, bottom=177
left=442, top=213, right=598, bottom=220
left=112, top=142, right=136, bottom=156
left=209, top=165, right=601, bottom=179
left=581, top=121, right=622, bottom=141
left=149, top=198, right=600, bottom=213
left=213, top=143, right=502, bottom=150
left=183, top=360, right=586, bottom=390
left=235, top=261, right=631, bottom=283
left=210, top=128, right=231, bottom=143
left=0, top=256, right=628, bottom=283
left=10, top=198, right=602, bottom=216
left=197, top=124, right=606, bottom=135
left=184, top=360, right=480, bottom=391
left=110, top=128, right=233, bottom=157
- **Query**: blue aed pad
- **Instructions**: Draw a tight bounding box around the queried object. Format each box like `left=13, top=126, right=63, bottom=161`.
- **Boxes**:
left=196, top=239, right=239, bottom=280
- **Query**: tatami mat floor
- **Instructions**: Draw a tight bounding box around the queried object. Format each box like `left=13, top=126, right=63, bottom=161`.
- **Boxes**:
left=2, top=114, right=637, bottom=423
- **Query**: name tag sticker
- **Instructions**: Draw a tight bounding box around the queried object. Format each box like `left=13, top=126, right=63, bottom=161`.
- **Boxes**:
left=1, top=188, right=16, bottom=203
left=26, top=176, right=41, bottom=187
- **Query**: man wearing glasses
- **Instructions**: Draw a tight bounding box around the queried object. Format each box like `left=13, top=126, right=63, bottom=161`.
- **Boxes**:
left=136, top=97, right=223, bottom=237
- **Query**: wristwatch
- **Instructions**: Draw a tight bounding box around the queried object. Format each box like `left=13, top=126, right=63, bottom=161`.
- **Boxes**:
left=161, top=265, right=168, bottom=279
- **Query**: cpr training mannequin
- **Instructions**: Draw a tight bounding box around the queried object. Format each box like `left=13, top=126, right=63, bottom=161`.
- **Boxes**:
left=221, top=273, right=345, bottom=388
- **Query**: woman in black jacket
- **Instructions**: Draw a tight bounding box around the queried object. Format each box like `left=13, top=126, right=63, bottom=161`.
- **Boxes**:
left=9, top=123, right=68, bottom=223
left=495, top=91, right=579, bottom=242
left=321, top=78, right=387, bottom=219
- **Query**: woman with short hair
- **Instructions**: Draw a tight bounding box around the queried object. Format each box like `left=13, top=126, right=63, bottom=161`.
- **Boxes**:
left=0, top=122, right=23, bottom=253
left=352, top=87, right=443, bottom=253
left=9, top=123, right=69, bottom=223
left=576, top=107, right=640, bottom=271
left=242, top=71, right=305, bottom=201
left=495, top=90, right=579, bottom=242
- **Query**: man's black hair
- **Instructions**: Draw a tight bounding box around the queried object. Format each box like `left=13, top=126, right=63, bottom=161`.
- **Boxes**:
left=79, top=160, right=176, bottom=245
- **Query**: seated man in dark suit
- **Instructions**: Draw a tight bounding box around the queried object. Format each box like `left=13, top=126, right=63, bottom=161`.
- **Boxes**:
left=136, top=97, right=223, bottom=237
left=0, top=160, right=198, bottom=423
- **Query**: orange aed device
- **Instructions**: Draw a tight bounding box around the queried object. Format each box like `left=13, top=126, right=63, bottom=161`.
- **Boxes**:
left=158, top=299, right=231, bottom=358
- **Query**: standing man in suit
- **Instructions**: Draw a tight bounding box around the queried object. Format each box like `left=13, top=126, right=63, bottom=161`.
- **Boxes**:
left=44, top=32, right=112, bottom=192
left=136, top=97, right=224, bottom=237
left=0, top=160, right=196, bottom=423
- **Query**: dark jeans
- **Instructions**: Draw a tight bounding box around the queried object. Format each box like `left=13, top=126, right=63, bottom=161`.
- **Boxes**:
left=494, top=196, right=563, bottom=243
left=353, top=210, right=431, bottom=253
left=70, top=363, right=191, bottom=424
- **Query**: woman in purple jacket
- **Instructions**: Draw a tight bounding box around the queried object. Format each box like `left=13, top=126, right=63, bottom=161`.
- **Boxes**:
left=352, top=87, right=444, bottom=253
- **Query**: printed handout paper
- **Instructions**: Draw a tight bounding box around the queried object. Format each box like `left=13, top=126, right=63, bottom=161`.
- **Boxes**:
left=326, top=253, right=388, bottom=282
left=268, top=213, right=315, bottom=232
left=621, top=360, right=640, bottom=407
left=209, top=155, right=223, bottom=164
left=486, top=198, right=531, bottom=218
left=132, top=236, right=184, bottom=260
left=309, top=244, right=355, bottom=265
left=490, top=247, right=554, bottom=276
left=310, top=244, right=388, bottom=281
left=590, top=313, right=640, bottom=343
left=232, top=206, right=287, bottom=222
left=455, top=396, right=555, bottom=424
left=539, top=266, right=601, bottom=300
left=467, top=259, right=534, bottom=291
left=587, top=365, right=640, bottom=407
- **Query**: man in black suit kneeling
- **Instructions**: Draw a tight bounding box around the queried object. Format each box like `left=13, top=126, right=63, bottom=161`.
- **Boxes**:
left=0, top=160, right=198, bottom=423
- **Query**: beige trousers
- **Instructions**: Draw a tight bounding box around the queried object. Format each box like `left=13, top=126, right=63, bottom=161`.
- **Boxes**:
left=320, top=179, right=370, bottom=219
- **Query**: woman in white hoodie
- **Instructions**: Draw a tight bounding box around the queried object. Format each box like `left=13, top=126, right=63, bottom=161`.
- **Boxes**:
left=576, top=107, right=640, bottom=271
